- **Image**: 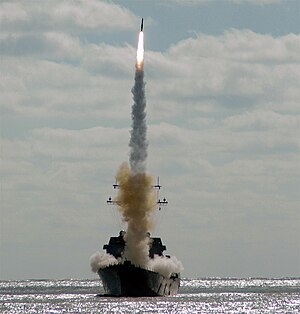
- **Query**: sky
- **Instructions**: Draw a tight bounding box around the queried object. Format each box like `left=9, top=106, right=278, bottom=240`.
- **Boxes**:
left=0, top=0, right=299, bottom=280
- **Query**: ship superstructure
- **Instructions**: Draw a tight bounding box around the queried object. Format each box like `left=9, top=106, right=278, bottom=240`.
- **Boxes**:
left=95, top=179, right=180, bottom=297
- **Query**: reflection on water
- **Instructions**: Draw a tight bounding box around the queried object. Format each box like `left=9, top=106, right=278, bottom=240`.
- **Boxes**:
left=1, top=278, right=299, bottom=313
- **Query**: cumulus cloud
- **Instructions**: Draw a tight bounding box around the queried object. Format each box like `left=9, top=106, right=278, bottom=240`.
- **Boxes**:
left=223, top=110, right=300, bottom=131
left=229, top=0, right=280, bottom=5
left=159, top=0, right=280, bottom=6
left=1, top=125, right=129, bottom=244
left=0, top=32, right=82, bottom=59
left=0, top=0, right=139, bottom=120
left=2, top=13, right=299, bottom=119
left=0, top=0, right=137, bottom=32
left=167, top=30, right=300, bottom=62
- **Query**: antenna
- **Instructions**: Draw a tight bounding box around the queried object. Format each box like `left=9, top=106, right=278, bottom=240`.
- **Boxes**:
left=113, top=178, right=119, bottom=189
left=152, top=176, right=161, bottom=189
left=107, top=176, right=168, bottom=211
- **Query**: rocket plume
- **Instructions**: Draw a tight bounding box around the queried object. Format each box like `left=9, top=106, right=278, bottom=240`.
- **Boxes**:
left=136, top=32, right=144, bottom=71
left=115, top=24, right=156, bottom=266
left=130, top=30, right=147, bottom=173
left=90, top=20, right=184, bottom=277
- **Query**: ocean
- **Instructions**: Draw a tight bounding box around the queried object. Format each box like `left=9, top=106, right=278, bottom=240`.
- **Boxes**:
left=1, top=278, right=299, bottom=313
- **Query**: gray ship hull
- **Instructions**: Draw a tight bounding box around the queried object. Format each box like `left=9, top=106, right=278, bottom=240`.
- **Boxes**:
left=98, top=261, right=180, bottom=296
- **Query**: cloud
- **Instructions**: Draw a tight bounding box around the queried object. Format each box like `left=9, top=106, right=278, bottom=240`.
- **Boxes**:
left=0, top=0, right=140, bottom=119
left=159, top=0, right=280, bottom=6
left=0, top=2, right=29, bottom=23
left=167, top=30, right=300, bottom=63
left=0, top=54, right=134, bottom=118
left=229, top=0, right=280, bottom=5
left=1, top=126, right=129, bottom=247
left=2, top=26, right=299, bottom=200
left=2, top=22, right=299, bottom=119
left=144, top=30, right=300, bottom=125
left=0, top=32, right=83, bottom=59
left=0, top=0, right=138, bottom=32
left=2, top=26, right=299, bottom=215
left=52, top=0, right=137, bottom=30
left=223, top=110, right=300, bottom=131
left=29, top=126, right=129, bottom=158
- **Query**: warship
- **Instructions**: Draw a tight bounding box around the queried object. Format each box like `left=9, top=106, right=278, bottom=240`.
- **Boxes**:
left=91, top=19, right=181, bottom=297
left=98, top=231, right=180, bottom=296
left=96, top=179, right=180, bottom=297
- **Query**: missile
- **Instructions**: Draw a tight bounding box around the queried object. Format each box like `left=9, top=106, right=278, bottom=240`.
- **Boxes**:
left=140, top=18, right=143, bottom=32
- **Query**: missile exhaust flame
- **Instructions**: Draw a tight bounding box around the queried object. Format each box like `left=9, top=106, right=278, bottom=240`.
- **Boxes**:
left=136, top=31, right=144, bottom=70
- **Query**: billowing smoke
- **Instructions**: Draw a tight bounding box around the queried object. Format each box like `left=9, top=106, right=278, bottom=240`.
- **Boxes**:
left=115, top=162, right=155, bottom=266
left=90, top=252, right=119, bottom=273
left=148, top=255, right=184, bottom=278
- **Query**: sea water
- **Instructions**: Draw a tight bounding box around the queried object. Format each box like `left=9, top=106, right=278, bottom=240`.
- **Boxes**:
left=1, top=278, right=299, bottom=313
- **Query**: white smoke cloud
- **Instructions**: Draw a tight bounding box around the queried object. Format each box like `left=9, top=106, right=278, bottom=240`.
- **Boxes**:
left=148, top=255, right=184, bottom=278
left=90, top=250, right=184, bottom=279
left=90, top=252, right=119, bottom=273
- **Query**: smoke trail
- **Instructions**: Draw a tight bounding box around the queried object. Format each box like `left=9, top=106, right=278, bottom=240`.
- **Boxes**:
left=129, top=63, right=148, bottom=174
left=115, top=32, right=156, bottom=267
